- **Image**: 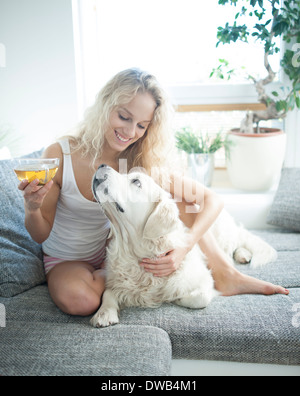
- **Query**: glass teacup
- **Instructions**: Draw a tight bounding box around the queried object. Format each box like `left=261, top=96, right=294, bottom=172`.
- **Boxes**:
left=14, top=158, right=60, bottom=185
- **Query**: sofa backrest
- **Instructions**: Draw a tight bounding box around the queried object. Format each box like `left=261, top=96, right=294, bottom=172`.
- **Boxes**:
left=0, top=150, right=46, bottom=297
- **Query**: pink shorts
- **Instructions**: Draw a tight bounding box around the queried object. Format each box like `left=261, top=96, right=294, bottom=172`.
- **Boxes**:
left=43, top=247, right=106, bottom=275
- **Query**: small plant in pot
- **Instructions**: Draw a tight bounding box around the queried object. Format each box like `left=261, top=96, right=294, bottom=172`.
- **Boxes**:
left=211, top=0, right=300, bottom=191
left=175, top=127, right=231, bottom=187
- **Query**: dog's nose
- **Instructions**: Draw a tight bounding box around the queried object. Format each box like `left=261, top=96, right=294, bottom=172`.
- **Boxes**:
left=94, top=172, right=108, bottom=188
left=92, top=164, right=111, bottom=198
left=95, top=165, right=110, bottom=184
left=92, top=167, right=109, bottom=199
left=95, top=165, right=110, bottom=183
left=98, top=173, right=108, bottom=184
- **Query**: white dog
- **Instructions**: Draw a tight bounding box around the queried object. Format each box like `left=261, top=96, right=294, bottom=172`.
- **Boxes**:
left=90, top=165, right=277, bottom=328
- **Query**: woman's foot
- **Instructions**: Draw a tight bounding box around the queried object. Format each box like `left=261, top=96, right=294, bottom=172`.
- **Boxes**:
left=196, top=230, right=289, bottom=297
left=213, top=265, right=289, bottom=297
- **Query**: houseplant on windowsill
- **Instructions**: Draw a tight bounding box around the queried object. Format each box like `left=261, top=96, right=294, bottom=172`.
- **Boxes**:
left=175, top=128, right=231, bottom=187
left=211, top=0, right=300, bottom=191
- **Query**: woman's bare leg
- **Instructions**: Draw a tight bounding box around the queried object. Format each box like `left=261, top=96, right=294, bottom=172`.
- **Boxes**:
left=178, top=202, right=289, bottom=297
left=47, top=261, right=106, bottom=316
left=198, top=231, right=288, bottom=296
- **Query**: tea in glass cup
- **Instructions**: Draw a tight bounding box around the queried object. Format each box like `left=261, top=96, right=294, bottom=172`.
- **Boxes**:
left=14, top=158, right=60, bottom=185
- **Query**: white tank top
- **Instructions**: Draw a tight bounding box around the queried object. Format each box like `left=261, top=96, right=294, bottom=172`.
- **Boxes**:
left=42, top=139, right=110, bottom=260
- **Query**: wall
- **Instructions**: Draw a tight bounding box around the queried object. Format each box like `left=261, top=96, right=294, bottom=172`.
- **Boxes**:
left=284, top=109, right=300, bottom=168
left=0, top=0, right=78, bottom=156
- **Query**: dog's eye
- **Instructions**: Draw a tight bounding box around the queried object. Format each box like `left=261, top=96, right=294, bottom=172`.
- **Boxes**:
left=132, top=178, right=142, bottom=188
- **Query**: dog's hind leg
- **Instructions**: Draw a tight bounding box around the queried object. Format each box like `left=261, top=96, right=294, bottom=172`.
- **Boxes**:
left=233, top=247, right=253, bottom=264
left=236, top=229, right=278, bottom=269
left=174, top=288, right=218, bottom=309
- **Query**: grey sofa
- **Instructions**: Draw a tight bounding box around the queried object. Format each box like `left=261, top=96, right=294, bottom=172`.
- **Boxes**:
left=0, top=156, right=300, bottom=376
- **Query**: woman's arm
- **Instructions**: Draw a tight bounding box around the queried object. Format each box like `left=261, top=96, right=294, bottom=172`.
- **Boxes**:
left=171, top=173, right=224, bottom=249
left=140, top=174, right=224, bottom=277
left=18, top=143, right=63, bottom=244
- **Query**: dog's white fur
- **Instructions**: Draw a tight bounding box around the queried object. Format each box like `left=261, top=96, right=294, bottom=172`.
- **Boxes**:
left=90, top=165, right=277, bottom=328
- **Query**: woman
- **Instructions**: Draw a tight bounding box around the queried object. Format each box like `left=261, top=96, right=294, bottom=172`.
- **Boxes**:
left=19, top=69, right=288, bottom=316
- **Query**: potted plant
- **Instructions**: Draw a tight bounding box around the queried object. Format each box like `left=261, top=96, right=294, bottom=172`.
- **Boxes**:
left=175, top=127, right=231, bottom=186
left=211, top=0, right=300, bottom=191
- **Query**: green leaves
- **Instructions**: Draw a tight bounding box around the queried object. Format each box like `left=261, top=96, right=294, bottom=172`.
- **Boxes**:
left=217, top=22, right=249, bottom=46
left=218, top=0, right=239, bottom=6
left=210, top=59, right=236, bottom=80
left=175, top=128, right=201, bottom=154
left=250, top=0, right=265, bottom=7
left=282, top=49, right=300, bottom=81
left=272, top=88, right=300, bottom=113
left=217, top=0, right=280, bottom=7
left=215, top=0, right=300, bottom=116
left=216, top=0, right=300, bottom=49
left=175, top=128, right=231, bottom=155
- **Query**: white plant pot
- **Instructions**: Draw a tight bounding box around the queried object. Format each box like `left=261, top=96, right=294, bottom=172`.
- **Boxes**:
left=226, top=129, right=286, bottom=192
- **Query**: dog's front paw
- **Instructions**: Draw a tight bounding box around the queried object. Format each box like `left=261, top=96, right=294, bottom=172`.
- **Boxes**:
left=90, top=308, right=119, bottom=328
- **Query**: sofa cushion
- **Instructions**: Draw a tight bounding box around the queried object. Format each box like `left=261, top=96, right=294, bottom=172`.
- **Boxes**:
left=121, top=289, right=300, bottom=366
left=238, top=230, right=300, bottom=288
left=0, top=286, right=172, bottom=376
left=267, top=168, right=300, bottom=232
left=0, top=321, right=172, bottom=376
left=0, top=151, right=46, bottom=297
left=252, top=229, right=300, bottom=252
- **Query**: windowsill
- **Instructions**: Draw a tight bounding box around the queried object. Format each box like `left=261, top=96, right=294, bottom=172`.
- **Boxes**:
left=211, top=168, right=278, bottom=195
left=211, top=168, right=233, bottom=190
left=211, top=168, right=276, bottom=229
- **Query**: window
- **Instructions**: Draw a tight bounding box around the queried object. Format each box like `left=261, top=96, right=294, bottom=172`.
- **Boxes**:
left=94, top=0, right=279, bottom=86
left=72, top=0, right=298, bottom=167
left=73, top=0, right=281, bottom=108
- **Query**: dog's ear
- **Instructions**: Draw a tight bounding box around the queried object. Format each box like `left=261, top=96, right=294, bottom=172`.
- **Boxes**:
left=143, top=198, right=179, bottom=240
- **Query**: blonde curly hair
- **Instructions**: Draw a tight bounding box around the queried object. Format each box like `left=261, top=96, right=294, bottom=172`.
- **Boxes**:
left=68, top=68, right=175, bottom=175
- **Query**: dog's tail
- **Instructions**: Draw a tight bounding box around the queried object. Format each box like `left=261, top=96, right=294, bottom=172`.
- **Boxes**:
left=238, top=229, right=278, bottom=269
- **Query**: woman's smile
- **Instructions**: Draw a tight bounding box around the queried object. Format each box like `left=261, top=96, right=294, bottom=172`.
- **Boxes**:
left=114, top=130, right=133, bottom=144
